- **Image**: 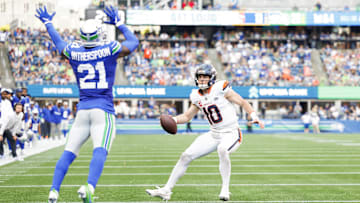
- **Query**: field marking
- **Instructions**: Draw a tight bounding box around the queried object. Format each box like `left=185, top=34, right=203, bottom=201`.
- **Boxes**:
left=23, top=158, right=360, bottom=163
left=3, top=172, right=360, bottom=177
left=29, top=154, right=360, bottom=158
left=1, top=183, right=360, bottom=188
left=9, top=164, right=360, bottom=169
left=51, top=201, right=360, bottom=203
left=269, top=134, right=358, bottom=146
left=339, top=143, right=360, bottom=146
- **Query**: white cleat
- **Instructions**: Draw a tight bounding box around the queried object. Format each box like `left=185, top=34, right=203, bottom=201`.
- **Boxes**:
left=219, top=191, right=231, bottom=201
left=15, top=156, right=24, bottom=162
left=48, top=189, right=59, bottom=203
left=78, top=185, right=94, bottom=203
left=146, top=186, right=172, bottom=201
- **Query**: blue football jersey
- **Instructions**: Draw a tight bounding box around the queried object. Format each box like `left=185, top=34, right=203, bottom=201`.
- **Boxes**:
left=31, top=118, right=40, bottom=133
left=61, top=107, right=71, bottom=120
left=63, top=41, right=122, bottom=114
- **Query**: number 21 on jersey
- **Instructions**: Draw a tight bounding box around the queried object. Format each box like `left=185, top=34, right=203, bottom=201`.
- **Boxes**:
left=78, top=61, right=108, bottom=89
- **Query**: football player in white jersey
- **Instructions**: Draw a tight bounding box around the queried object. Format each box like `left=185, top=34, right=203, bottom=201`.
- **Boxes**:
left=146, top=64, right=264, bottom=201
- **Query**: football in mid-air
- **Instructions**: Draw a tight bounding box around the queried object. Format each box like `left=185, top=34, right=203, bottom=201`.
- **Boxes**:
left=160, top=114, right=177, bottom=134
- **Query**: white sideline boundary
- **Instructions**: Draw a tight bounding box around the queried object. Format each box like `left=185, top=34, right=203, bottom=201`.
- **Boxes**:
left=2, top=171, right=360, bottom=176
left=1, top=183, right=360, bottom=188
left=0, top=139, right=65, bottom=167
left=52, top=201, right=360, bottom=203
left=8, top=164, right=360, bottom=169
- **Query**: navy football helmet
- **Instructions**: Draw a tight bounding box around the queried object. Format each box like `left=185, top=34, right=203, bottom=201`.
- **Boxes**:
left=194, top=64, right=217, bottom=90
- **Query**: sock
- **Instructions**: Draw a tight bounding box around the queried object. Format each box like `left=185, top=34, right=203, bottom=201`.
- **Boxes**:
left=218, top=148, right=231, bottom=193
left=87, top=147, right=107, bottom=189
left=50, top=150, right=76, bottom=192
left=165, top=153, right=193, bottom=191
left=62, top=130, right=66, bottom=137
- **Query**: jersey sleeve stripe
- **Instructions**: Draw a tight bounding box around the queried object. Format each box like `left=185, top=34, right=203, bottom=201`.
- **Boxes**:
left=112, top=44, right=121, bottom=54
left=63, top=50, right=70, bottom=58
left=223, top=81, right=230, bottom=90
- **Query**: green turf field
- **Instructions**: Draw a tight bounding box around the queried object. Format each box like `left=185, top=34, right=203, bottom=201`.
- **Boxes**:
left=1, top=133, right=360, bottom=202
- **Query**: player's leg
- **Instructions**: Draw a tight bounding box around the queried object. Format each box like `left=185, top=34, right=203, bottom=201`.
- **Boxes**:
left=61, top=120, right=68, bottom=137
left=217, top=128, right=243, bottom=201
left=146, top=131, right=218, bottom=200
left=4, top=130, right=17, bottom=158
left=49, top=110, right=91, bottom=202
left=78, top=109, right=116, bottom=202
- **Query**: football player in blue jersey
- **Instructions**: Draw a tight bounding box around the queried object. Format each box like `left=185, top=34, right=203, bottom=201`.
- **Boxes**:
left=36, top=5, right=139, bottom=203
left=60, top=101, right=71, bottom=138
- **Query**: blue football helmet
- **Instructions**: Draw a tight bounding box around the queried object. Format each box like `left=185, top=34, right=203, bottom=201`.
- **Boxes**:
left=194, top=64, right=217, bottom=90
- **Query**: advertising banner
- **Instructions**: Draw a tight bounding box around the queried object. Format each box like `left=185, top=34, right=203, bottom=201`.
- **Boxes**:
left=126, top=10, right=265, bottom=26
left=28, top=85, right=318, bottom=99
left=318, top=86, right=360, bottom=100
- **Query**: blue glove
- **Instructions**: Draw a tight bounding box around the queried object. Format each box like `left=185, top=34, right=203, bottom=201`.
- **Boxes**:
left=35, top=6, right=56, bottom=24
left=103, top=6, right=122, bottom=26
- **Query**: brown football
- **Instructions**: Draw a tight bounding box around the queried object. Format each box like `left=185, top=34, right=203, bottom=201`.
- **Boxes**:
left=160, top=114, right=177, bottom=134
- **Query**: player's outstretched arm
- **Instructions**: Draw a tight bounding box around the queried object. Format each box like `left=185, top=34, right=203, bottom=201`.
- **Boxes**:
left=103, top=5, right=139, bottom=57
left=172, top=104, right=199, bottom=124
left=225, top=89, right=265, bottom=129
left=35, top=6, right=67, bottom=53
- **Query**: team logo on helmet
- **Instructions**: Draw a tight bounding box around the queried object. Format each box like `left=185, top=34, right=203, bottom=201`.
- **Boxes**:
left=194, top=64, right=217, bottom=90
left=80, top=19, right=104, bottom=48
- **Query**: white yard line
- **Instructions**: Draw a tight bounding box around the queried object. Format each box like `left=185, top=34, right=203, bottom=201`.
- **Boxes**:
left=53, top=201, right=360, bottom=203
left=23, top=158, right=360, bottom=163
left=2, top=172, right=360, bottom=176
left=28, top=154, right=360, bottom=158
left=1, top=183, right=360, bottom=188
left=7, top=164, right=360, bottom=169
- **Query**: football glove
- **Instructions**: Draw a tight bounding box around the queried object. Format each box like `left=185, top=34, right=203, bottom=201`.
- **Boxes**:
left=35, top=6, right=56, bottom=24
left=103, top=5, right=122, bottom=26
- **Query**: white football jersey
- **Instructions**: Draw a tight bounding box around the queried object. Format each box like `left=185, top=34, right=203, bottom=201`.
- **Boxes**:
left=190, top=80, right=239, bottom=133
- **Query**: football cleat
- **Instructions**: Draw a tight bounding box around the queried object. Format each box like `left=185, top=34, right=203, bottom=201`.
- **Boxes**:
left=78, top=185, right=94, bottom=203
left=48, top=189, right=59, bottom=203
left=145, top=186, right=172, bottom=201
left=219, top=191, right=231, bottom=201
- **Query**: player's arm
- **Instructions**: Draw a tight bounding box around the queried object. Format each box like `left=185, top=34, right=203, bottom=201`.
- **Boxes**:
left=35, top=6, right=67, bottom=53
left=103, top=6, right=139, bottom=58
left=225, top=89, right=265, bottom=129
left=172, top=104, right=199, bottom=124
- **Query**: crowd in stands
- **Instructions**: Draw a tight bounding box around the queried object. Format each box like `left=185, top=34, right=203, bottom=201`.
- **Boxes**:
left=124, top=32, right=208, bottom=86
left=320, top=45, right=360, bottom=86
left=6, top=28, right=76, bottom=86
left=3, top=27, right=360, bottom=87
left=216, top=40, right=318, bottom=86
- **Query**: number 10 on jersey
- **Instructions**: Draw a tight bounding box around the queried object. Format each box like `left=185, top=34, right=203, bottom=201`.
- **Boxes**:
left=78, top=61, right=108, bottom=89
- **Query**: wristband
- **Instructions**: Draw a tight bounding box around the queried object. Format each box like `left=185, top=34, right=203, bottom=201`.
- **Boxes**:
left=172, top=117, right=178, bottom=124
